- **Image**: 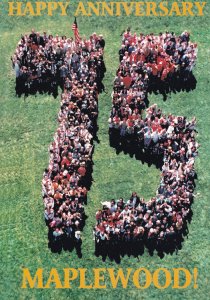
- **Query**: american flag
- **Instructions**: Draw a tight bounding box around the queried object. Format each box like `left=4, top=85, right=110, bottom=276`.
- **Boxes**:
left=72, top=17, right=80, bottom=44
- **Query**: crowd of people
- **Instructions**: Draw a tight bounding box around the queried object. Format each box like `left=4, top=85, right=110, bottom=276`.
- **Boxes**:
left=12, top=29, right=106, bottom=96
left=16, top=30, right=107, bottom=252
left=119, top=29, right=197, bottom=81
left=94, top=30, right=199, bottom=257
left=13, top=28, right=198, bottom=256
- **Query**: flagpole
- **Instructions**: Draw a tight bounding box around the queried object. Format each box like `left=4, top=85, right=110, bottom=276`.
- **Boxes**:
left=72, top=17, right=80, bottom=45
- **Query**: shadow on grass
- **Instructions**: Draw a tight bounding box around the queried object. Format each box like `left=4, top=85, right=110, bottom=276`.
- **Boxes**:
left=94, top=219, right=194, bottom=263
left=48, top=230, right=83, bottom=258
left=46, top=209, right=89, bottom=258
left=15, top=77, right=60, bottom=99
left=147, top=71, right=197, bottom=101
left=109, top=129, right=164, bottom=169
left=15, top=76, right=106, bottom=100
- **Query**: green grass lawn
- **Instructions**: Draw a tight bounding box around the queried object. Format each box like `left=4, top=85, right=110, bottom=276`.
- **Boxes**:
left=0, top=2, right=210, bottom=299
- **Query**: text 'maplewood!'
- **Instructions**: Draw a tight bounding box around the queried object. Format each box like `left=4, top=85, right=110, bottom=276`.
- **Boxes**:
left=21, top=267, right=198, bottom=289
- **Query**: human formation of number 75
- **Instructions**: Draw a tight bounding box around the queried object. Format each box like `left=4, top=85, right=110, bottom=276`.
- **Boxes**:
left=12, top=28, right=199, bottom=258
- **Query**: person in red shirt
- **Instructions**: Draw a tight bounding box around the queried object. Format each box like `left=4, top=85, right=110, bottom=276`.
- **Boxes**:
left=78, top=164, right=86, bottom=177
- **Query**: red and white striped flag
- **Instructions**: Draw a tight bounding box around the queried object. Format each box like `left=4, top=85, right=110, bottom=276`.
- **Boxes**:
left=72, top=17, right=80, bottom=44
